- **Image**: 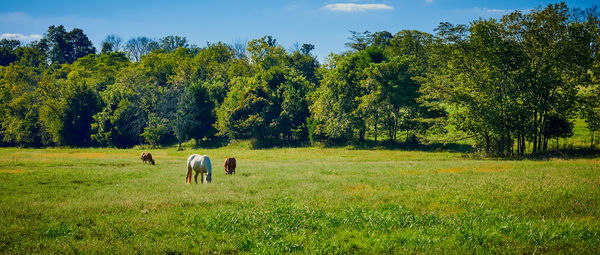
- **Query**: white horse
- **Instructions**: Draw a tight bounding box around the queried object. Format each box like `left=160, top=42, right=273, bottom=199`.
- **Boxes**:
left=186, top=154, right=212, bottom=184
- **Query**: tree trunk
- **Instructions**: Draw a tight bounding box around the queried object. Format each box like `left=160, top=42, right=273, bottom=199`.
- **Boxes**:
left=393, top=119, right=397, bottom=142
left=518, top=130, right=524, bottom=156
left=521, top=134, right=527, bottom=156
left=484, top=132, right=490, bottom=156
left=359, top=128, right=365, bottom=142
left=508, top=132, right=513, bottom=157
left=591, top=131, right=594, bottom=149
left=374, top=118, right=378, bottom=143
left=498, top=135, right=504, bottom=157
left=540, top=136, right=544, bottom=153
left=516, top=130, right=520, bottom=155
left=532, top=111, right=538, bottom=154
left=518, top=136, right=521, bottom=156
left=540, top=135, right=545, bottom=153
left=540, top=112, right=547, bottom=153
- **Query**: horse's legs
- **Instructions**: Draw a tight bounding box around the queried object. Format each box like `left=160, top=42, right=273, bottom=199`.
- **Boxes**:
left=194, top=171, right=199, bottom=184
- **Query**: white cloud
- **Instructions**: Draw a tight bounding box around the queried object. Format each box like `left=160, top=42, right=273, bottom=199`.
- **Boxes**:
left=323, top=3, right=394, bottom=12
left=484, top=8, right=508, bottom=13
left=0, top=12, right=31, bottom=22
left=426, top=0, right=433, bottom=3
left=463, top=7, right=513, bottom=15
left=0, top=33, right=43, bottom=41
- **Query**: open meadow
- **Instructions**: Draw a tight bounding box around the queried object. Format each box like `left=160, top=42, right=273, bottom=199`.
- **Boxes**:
left=1, top=143, right=599, bottom=254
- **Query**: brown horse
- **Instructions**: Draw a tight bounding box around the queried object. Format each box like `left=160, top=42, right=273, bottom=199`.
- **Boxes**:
left=140, top=152, right=155, bottom=165
left=224, top=157, right=236, bottom=175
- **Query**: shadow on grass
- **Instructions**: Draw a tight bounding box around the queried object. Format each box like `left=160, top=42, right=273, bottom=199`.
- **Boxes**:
left=342, top=140, right=475, bottom=153
left=173, top=137, right=231, bottom=150
left=512, top=148, right=600, bottom=161
left=457, top=147, right=600, bottom=161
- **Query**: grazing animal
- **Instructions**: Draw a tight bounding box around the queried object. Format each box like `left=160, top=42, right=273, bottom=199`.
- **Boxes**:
left=186, top=154, right=212, bottom=184
left=141, top=152, right=155, bottom=165
left=224, top=157, right=236, bottom=175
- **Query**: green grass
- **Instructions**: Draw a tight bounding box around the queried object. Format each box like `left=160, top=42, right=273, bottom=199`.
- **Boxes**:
left=1, top=143, right=599, bottom=254
left=565, top=118, right=596, bottom=149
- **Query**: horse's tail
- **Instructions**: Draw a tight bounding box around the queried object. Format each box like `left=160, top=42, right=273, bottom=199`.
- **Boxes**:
left=186, top=156, right=193, bottom=184
left=185, top=156, right=192, bottom=184
left=186, top=165, right=192, bottom=184
left=224, top=158, right=230, bottom=174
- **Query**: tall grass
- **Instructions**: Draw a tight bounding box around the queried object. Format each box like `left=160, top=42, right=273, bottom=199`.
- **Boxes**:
left=1, top=145, right=599, bottom=253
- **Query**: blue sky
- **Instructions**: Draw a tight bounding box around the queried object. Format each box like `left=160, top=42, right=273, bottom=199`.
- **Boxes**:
left=0, top=0, right=597, bottom=61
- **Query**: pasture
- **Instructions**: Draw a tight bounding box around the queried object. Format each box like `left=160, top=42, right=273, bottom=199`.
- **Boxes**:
left=1, top=144, right=599, bottom=254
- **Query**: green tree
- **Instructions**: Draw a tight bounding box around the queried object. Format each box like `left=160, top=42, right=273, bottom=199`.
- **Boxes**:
left=361, top=56, right=421, bottom=142
left=310, top=47, right=380, bottom=143
left=101, top=42, right=113, bottom=54
left=140, top=113, right=170, bottom=147
left=41, top=25, right=70, bottom=64
left=504, top=3, right=588, bottom=153
left=68, top=28, right=96, bottom=61
left=175, top=81, right=215, bottom=148
left=39, top=80, right=101, bottom=146
left=581, top=90, right=600, bottom=148
left=218, top=67, right=311, bottom=146
left=194, top=42, right=238, bottom=83
left=159, top=35, right=189, bottom=52
left=580, top=73, right=600, bottom=148
left=91, top=66, right=152, bottom=147
left=372, top=31, right=393, bottom=47
left=247, top=36, right=287, bottom=71
left=14, top=42, right=47, bottom=67
left=40, top=25, right=95, bottom=65
left=0, top=65, right=43, bottom=146
left=576, top=6, right=600, bottom=148
left=0, top=39, right=20, bottom=66
left=64, top=52, right=130, bottom=92
left=289, top=45, right=320, bottom=86
left=421, top=3, right=592, bottom=155
left=543, top=114, right=574, bottom=152
left=423, top=18, right=524, bottom=155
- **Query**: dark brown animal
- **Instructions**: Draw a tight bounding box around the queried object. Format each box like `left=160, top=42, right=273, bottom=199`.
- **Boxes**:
left=141, top=152, right=155, bottom=165
left=224, top=157, right=236, bottom=175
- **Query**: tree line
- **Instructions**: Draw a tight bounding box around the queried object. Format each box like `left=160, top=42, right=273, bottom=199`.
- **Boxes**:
left=0, top=2, right=599, bottom=155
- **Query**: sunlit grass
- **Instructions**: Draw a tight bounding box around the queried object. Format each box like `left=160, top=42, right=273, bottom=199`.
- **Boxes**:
left=1, top=145, right=599, bottom=253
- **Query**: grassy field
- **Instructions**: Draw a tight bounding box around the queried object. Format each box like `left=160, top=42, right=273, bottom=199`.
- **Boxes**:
left=1, top=142, right=599, bottom=254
